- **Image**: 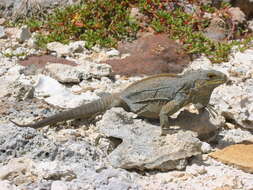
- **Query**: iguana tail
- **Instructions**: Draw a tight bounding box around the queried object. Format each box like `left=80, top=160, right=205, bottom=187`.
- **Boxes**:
left=10, top=94, right=122, bottom=129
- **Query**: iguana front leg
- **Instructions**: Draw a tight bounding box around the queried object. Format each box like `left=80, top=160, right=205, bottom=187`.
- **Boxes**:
left=159, top=95, right=188, bottom=136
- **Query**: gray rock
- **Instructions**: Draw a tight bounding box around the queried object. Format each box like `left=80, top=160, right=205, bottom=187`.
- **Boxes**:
left=228, top=7, right=246, bottom=23
left=186, top=164, right=207, bottom=176
left=0, top=124, right=99, bottom=164
left=46, top=64, right=82, bottom=83
left=105, top=49, right=120, bottom=57
left=0, top=26, right=6, bottom=39
left=201, top=142, right=213, bottom=153
left=45, top=63, right=112, bottom=83
left=51, top=181, right=68, bottom=190
left=217, top=128, right=252, bottom=148
left=33, top=74, right=100, bottom=108
left=47, top=42, right=70, bottom=57
left=0, top=180, right=18, bottom=190
left=97, top=108, right=203, bottom=171
left=0, top=18, right=6, bottom=25
left=68, top=41, right=85, bottom=53
left=204, top=17, right=227, bottom=41
left=16, top=25, right=31, bottom=43
left=88, top=63, right=112, bottom=78
left=0, top=0, right=79, bottom=20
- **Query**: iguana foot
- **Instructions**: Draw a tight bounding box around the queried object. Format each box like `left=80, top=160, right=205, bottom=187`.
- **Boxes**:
left=206, top=104, right=218, bottom=118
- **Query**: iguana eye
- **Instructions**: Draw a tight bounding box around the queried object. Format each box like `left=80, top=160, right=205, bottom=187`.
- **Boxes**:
left=207, top=73, right=216, bottom=79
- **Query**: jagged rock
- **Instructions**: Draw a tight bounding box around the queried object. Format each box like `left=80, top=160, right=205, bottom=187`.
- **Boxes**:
left=47, top=42, right=70, bottom=57
left=185, top=164, right=207, bottom=176
left=105, top=49, right=120, bottom=57
left=0, top=18, right=6, bottom=25
left=204, top=17, right=227, bottom=41
left=0, top=64, right=22, bottom=98
left=0, top=26, right=6, bottom=39
left=0, top=157, right=36, bottom=185
left=68, top=41, right=86, bottom=53
left=47, top=41, right=87, bottom=57
left=51, top=181, right=68, bottom=190
left=230, top=0, right=253, bottom=18
left=45, top=64, right=82, bottom=83
left=16, top=25, right=31, bottom=43
left=228, top=7, right=246, bottom=23
left=34, top=75, right=100, bottom=108
left=45, top=63, right=112, bottom=83
left=0, top=0, right=79, bottom=20
left=217, top=129, right=252, bottom=148
left=97, top=108, right=203, bottom=171
left=0, top=180, right=18, bottom=190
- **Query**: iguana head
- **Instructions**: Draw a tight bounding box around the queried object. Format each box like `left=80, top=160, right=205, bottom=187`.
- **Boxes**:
left=184, top=69, right=227, bottom=90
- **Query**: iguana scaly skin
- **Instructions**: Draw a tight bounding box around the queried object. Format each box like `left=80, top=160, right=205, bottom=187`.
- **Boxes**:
left=10, top=69, right=227, bottom=134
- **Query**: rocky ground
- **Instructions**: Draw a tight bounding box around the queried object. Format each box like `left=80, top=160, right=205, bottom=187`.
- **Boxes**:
left=0, top=1, right=253, bottom=190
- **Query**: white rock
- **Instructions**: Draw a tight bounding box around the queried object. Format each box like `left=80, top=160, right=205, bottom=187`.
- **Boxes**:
left=88, top=63, right=112, bottom=77
left=97, top=107, right=202, bottom=171
left=0, top=18, right=6, bottom=25
left=0, top=26, right=6, bottom=39
left=27, top=35, right=37, bottom=48
left=68, top=41, right=85, bottom=53
left=46, top=64, right=81, bottom=83
left=186, top=164, right=207, bottom=176
left=51, top=181, right=69, bottom=190
left=46, top=62, right=112, bottom=83
left=47, top=42, right=70, bottom=57
left=34, top=74, right=100, bottom=108
left=228, top=7, right=246, bottom=23
left=106, top=49, right=120, bottom=57
left=0, top=181, right=18, bottom=190
left=16, top=25, right=31, bottom=43
left=201, top=142, right=212, bottom=153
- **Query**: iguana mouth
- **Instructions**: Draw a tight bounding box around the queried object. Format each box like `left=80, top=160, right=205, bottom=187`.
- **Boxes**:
left=209, top=78, right=227, bottom=85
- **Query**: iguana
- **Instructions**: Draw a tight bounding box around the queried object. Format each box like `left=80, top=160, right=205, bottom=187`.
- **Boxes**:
left=10, top=69, right=227, bottom=135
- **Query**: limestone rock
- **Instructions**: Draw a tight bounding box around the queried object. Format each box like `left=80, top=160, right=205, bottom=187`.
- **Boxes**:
left=230, top=0, right=253, bottom=18
left=16, top=25, right=31, bottom=43
left=0, top=26, right=6, bottom=39
left=46, top=64, right=81, bottom=83
left=0, top=158, right=36, bottom=184
left=51, top=181, right=68, bottom=190
left=68, top=41, right=85, bottom=53
left=47, top=42, right=70, bottom=57
left=34, top=74, right=100, bottom=108
left=0, top=180, right=18, bottom=190
left=0, top=0, right=79, bottom=20
left=228, top=7, right=246, bottom=23
left=204, top=17, right=227, bottom=41
left=209, top=141, right=253, bottom=173
left=97, top=108, right=203, bottom=171
left=105, top=49, right=120, bottom=57
left=0, top=18, right=6, bottom=25
left=45, top=63, right=112, bottom=83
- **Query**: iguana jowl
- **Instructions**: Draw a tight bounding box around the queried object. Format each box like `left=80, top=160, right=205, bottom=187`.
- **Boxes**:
left=10, top=69, right=227, bottom=134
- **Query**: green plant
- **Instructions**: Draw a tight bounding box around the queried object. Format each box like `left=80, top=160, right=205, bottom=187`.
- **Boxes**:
left=20, top=0, right=253, bottom=63
left=32, top=0, right=139, bottom=48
